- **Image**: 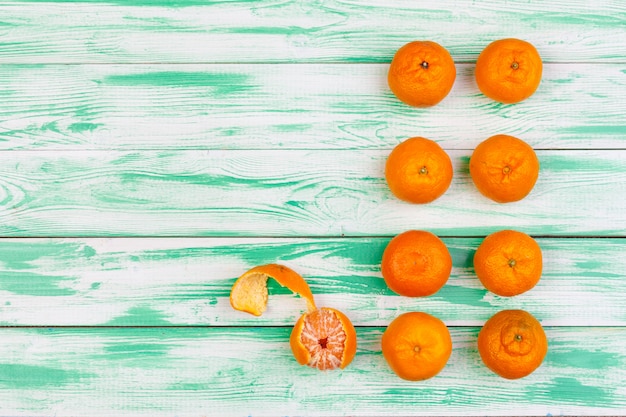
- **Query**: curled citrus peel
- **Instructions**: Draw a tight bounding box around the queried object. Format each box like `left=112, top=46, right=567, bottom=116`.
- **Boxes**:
left=230, top=263, right=357, bottom=370
left=230, top=263, right=317, bottom=316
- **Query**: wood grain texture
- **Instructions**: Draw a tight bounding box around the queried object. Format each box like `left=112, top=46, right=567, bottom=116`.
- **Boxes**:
left=0, top=327, right=623, bottom=416
left=0, top=150, right=623, bottom=237
left=0, top=237, right=624, bottom=327
left=1, top=63, right=625, bottom=150
left=0, top=0, right=625, bottom=64
left=1, top=1, right=625, bottom=415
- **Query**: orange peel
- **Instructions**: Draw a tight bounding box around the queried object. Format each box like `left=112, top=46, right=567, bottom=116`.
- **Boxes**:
left=230, top=263, right=317, bottom=316
left=230, top=264, right=357, bottom=371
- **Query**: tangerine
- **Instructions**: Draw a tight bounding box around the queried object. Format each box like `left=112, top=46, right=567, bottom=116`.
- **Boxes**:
left=381, top=230, right=452, bottom=297
left=385, top=137, right=453, bottom=204
left=382, top=312, right=452, bottom=381
left=469, top=134, right=539, bottom=203
left=478, top=309, right=548, bottom=379
left=230, top=264, right=357, bottom=371
left=475, top=38, right=542, bottom=104
left=388, top=40, right=456, bottom=107
left=474, top=230, right=543, bottom=297
left=290, top=307, right=357, bottom=370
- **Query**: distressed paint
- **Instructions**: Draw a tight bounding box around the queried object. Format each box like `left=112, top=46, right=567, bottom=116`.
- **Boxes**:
left=0, top=0, right=624, bottom=415
left=0, top=1, right=625, bottom=63
left=0, top=64, right=625, bottom=150
left=0, top=327, right=624, bottom=415
left=0, top=237, right=624, bottom=327
left=0, top=150, right=623, bottom=237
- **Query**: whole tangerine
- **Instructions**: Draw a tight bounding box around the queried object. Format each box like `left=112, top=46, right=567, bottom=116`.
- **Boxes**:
left=469, top=134, right=539, bottom=203
left=475, top=38, right=542, bottom=104
left=385, top=137, right=453, bottom=204
left=388, top=41, right=456, bottom=107
left=478, top=309, right=548, bottom=379
left=382, top=311, right=452, bottom=381
left=474, top=230, right=543, bottom=297
left=381, top=230, right=452, bottom=297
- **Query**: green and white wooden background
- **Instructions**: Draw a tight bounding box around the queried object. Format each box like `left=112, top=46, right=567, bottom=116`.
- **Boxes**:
left=1, top=0, right=625, bottom=415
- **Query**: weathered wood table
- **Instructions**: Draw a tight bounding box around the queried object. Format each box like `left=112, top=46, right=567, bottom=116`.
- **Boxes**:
left=0, top=1, right=625, bottom=415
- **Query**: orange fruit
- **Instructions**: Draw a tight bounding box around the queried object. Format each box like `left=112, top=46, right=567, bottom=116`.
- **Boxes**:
left=231, top=264, right=357, bottom=371
left=381, top=230, right=452, bottom=297
left=469, top=134, right=539, bottom=203
left=475, top=38, right=542, bottom=104
left=385, top=137, right=453, bottom=204
left=382, top=312, right=452, bottom=381
left=388, top=41, right=456, bottom=107
left=474, top=230, right=543, bottom=297
left=230, top=263, right=316, bottom=316
left=290, top=307, right=357, bottom=370
left=478, top=309, right=548, bottom=379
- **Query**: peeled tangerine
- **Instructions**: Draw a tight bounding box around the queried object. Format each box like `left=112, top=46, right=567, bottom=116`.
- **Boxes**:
left=230, top=263, right=357, bottom=370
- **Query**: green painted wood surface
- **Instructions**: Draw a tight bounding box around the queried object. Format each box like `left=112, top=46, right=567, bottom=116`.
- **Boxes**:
left=1, top=63, right=625, bottom=150
left=0, top=237, right=625, bottom=327
left=0, top=0, right=625, bottom=63
left=1, top=0, right=625, bottom=415
left=0, top=150, right=623, bottom=237
left=0, top=327, right=624, bottom=416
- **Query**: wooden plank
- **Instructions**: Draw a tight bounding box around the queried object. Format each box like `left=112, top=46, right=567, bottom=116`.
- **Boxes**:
left=1, top=63, right=625, bottom=150
left=0, top=237, right=624, bottom=326
left=0, top=150, right=623, bottom=237
left=0, top=1, right=625, bottom=63
left=0, top=326, right=623, bottom=415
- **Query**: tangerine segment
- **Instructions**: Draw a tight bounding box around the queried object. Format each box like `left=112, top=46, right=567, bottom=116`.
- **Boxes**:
left=474, top=230, right=543, bottom=297
left=478, top=309, right=548, bottom=379
left=382, top=312, right=452, bottom=381
left=382, top=230, right=452, bottom=297
left=230, top=264, right=316, bottom=316
left=385, top=137, right=453, bottom=204
left=475, top=38, right=542, bottom=104
left=388, top=41, right=456, bottom=107
left=290, top=307, right=357, bottom=370
left=469, top=134, right=539, bottom=203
